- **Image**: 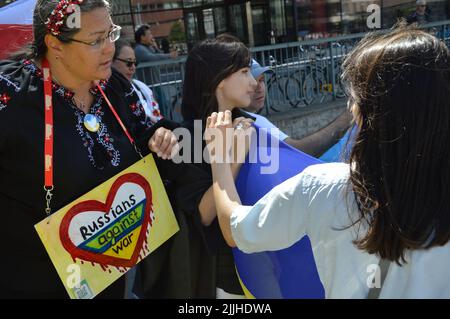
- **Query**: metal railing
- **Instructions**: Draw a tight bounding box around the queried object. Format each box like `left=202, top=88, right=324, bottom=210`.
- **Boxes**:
left=135, top=20, right=450, bottom=121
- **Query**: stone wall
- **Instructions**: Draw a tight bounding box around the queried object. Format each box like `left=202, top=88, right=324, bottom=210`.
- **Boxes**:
left=265, top=100, right=348, bottom=139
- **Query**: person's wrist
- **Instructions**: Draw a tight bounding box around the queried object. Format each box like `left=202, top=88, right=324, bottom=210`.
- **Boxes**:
left=230, top=162, right=243, bottom=178
left=212, top=162, right=233, bottom=179
left=212, top=162, right=231, bottom=168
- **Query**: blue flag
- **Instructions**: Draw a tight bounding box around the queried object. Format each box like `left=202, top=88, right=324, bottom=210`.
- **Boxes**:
left=234, top=124, right=325, bottom=298
left=319, top=126, right=355, bottom=163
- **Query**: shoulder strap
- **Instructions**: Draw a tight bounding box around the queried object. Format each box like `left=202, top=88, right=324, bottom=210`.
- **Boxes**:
left=367, top=258, right=390, bottom=299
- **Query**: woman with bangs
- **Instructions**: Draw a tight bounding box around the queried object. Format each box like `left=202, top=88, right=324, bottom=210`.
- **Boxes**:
left=161, top=35, right=257, bottom=298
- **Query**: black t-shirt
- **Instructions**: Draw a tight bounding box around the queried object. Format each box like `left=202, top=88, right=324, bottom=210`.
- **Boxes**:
left=0, top=59, right=179, bottom=298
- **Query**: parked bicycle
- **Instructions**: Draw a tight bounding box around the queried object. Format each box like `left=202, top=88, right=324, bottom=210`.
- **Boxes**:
left=265, top=43, right=348, bottom=111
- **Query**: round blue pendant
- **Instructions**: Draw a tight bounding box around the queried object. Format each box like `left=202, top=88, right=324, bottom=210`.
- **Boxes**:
left=83, top=114, right=100, bottom=132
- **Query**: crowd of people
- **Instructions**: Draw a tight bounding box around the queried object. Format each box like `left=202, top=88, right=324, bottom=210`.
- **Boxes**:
left=0, top=0, right=449, bottom=299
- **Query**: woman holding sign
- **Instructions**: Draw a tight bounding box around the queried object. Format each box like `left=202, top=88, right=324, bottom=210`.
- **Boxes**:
left=0, top=0, right=181, bottom=298
left=206, top=25, right=450, bottom=298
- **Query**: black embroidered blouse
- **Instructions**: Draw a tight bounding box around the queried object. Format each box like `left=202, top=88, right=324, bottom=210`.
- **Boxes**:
left=0, top=59, right=180, bottom=298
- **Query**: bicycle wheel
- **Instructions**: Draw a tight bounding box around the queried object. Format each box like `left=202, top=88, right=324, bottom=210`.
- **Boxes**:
left=302, top=71, right=326, bottom=105
left=266, top=73, right=286, bottom=112
left=284, top=69, right=307, bottom=108
left=333, top=61, right=347, bottom=99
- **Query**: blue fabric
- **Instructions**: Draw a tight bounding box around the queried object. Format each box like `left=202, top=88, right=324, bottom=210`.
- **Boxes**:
left=234, top=124, right=325, bottom=298
left=319, top=126, right=356, bottom=163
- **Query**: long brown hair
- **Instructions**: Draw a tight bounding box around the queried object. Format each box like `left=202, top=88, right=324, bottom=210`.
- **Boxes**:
left=342, top=24, right=450, bottom=264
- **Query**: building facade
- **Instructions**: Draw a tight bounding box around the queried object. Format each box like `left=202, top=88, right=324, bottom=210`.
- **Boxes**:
left=1, top=0, right=448, bottom=49
left=113, top=0, right=449, bottom=50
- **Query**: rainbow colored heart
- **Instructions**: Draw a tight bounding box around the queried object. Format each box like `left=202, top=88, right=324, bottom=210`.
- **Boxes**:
left=60, top=173, right=153, bottom=269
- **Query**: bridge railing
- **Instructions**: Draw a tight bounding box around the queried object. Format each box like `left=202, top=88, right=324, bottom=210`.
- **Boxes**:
left=134, top=20, right=450, bottom=121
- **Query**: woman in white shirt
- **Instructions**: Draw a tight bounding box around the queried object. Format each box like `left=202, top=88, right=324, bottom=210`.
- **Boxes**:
left=113, top=39, right=163, bottom=124
left=205, top=25, right=450, bottom=298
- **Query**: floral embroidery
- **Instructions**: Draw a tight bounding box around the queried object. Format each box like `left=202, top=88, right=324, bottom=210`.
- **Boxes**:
left=0, top=73, right=21, bottom=93
left=96, top=124, right=121, bottom=167
left=72, top=97, right=121, bottom=168
left=149, top=107, right=163, bottom=124
left=0, top=93, right=10, bottom=104
left=126, top=87, right=154, bottom=128
left=23, top=59, right=121, bottom=168
left=90, top=80, right=107, bottom=95
left=129, top=99, right=147, bottom=121
left=23, top=60, right=107, bottom=102
left=92, top=99, right=120, bottom=167
left=125, top=87, right=135, bottom=98
left=129, top=102, right=138, bottom=112
left=152, top=108, right=161, bottom=117
left=23, top=60, right=77, bottom=101
left=74, top=112, right=97, bottom=168
left=0, top=93, right=11, bottom=111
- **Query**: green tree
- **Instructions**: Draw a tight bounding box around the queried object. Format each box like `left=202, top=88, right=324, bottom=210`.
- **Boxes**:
left=169, top=21, right=186, bottom=44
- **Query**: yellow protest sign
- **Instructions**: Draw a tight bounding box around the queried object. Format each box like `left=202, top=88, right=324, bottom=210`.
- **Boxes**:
left=35, top=154, right=179, bottom=299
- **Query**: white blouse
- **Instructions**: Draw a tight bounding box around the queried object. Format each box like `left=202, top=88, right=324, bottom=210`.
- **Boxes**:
left=231, top=163, right=450, bottom=298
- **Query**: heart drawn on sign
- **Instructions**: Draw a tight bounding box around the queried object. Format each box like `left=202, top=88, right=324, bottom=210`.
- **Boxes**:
left=59, top=173, right=153, bottom=269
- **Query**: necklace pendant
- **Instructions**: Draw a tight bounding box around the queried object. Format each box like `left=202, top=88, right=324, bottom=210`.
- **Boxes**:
left=83, top=114, right=100, bottom=132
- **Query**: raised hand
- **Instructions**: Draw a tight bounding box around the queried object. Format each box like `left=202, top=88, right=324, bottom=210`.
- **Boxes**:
left=205, top=111, right=233, bottom=164
left=148, top=127, right=179, bottom=160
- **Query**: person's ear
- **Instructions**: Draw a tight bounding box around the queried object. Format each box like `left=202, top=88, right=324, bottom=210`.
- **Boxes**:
left=215, top=80, right=226, bottom=102
left=140, top=32, right=147, bottom=43
left=217, top=79, right=225, bottom=89
left=45, top=34, right=64, bottom=58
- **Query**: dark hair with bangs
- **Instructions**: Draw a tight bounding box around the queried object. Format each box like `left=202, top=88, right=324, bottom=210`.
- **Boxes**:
left=135, top=24, right=150, bottom=44
left=342, top=22, right=450, bottom=264
left=113, top=39, right=132, bottom=60
left=181, top=36, right=251, bottom=121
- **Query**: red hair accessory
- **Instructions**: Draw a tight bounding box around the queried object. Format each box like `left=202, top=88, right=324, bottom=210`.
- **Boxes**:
left=45, top=0, right=84, bottom=36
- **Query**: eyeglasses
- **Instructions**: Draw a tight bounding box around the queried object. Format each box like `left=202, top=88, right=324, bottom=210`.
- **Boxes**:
left=67, top=25, right=122, bottom=50
left=116, top=58, right=138, bottom=68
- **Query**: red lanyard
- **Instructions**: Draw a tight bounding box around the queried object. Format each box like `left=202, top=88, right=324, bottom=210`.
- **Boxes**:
left=42, top=58, right=140, bottom=216
left=42, top=59, right=54, bottom=216
left=96, top=84, right=135, bottom=145
left=96, top=84, right=143, bottom=158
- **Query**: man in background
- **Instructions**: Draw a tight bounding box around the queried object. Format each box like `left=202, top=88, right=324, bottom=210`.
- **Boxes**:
left=134, top=25, right=178, bottom=64
left=245, top=59, right=352, bottom=159
left=134, top=25, right=178, bottom=117
left=407, top=0, right=431, bottom=25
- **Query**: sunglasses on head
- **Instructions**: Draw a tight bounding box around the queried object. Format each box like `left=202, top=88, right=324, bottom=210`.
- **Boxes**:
left=116, top=58, right=138, bottom=68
